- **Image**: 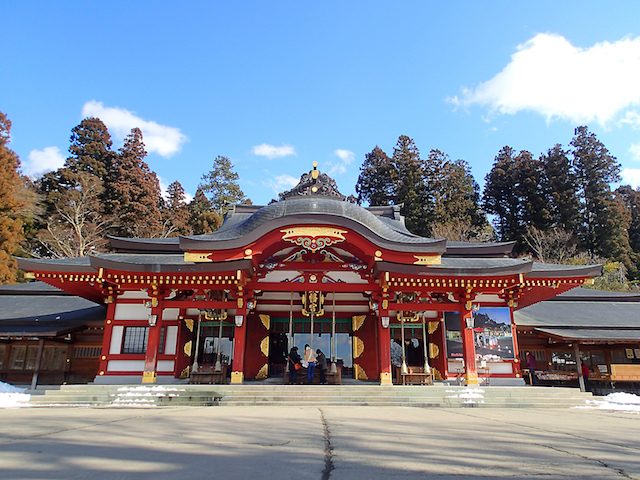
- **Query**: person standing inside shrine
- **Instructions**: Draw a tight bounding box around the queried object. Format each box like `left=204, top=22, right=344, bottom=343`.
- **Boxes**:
left=316, top=349, right=328, bottom=384
left=304, top=344, right=317, bottom=384
left=526, top=351, right=537, bottom=385
left=287, top=347, right=301, bottom=385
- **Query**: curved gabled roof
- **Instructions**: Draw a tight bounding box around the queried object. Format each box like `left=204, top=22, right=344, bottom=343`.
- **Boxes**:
left=179, top=197, right=447, bottom=253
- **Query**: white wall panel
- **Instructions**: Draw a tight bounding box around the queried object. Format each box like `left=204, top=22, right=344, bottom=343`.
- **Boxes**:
left=115, top=303, right=150, bottom=320
left=107, top=360, right=145, bottom=372
left=109, top=326, right=124, bottom=354
left=162, top=308, right=180, bottom=321
left=488, top=362, right=514, bottom=374
left=164, top=326, right=178, bottom=355
left=118, top=291, right=149, bottom=300
left=157, top=360, right=175, bottom=372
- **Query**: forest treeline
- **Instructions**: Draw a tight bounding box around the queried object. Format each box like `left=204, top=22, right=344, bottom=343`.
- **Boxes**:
left=1, top=112, right=638, bottom=290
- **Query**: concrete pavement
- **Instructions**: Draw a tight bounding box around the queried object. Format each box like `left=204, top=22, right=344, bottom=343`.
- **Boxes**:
left=0, top=406, right=638, bottom=479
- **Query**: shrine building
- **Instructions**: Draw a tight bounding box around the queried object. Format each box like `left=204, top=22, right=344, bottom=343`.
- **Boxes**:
left=16, top=163, right=602, bottom=386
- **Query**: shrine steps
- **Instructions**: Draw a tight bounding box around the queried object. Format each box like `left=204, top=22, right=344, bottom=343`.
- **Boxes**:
left=28, top=385, right=594, bottom=408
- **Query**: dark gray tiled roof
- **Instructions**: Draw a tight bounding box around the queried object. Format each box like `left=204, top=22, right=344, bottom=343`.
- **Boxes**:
left=556, top=287, right=640, bottom=301
left=515, top=301, right=640, bottom=328
left=0, top=294, right=104, bottom=337
left=0, top=281, right=63, bottom=295
left=183, top=197, right=441, bottom=245
left=534, top=328, right=640, bottom=341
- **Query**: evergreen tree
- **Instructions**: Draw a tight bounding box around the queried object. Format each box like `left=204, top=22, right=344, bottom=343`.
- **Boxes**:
left=483, top=146, right=520, bottom=243
left=571, top=126, right=630, bottom=260
left=355, top=146, right=395, bottom=206
left=541, top=144, right=581, bottom=232
left=616, top=185, right=640, bottom=254
left=0, top=112, right=27, bottom=283
left=390, top=135, right=429, bottom=236
left=200, top=156, right=246, bottom=213
left=189, top=187, right=222, bottom=234
left=514, top=150, right=551, bottom=233
left=38, top=117, right=115, bottom=211
left=66, top=117, right=115, bottom=184
left=108, top=128, right=163, bottom=238
left=426, top=149, right=490, bottom=240
left=162, top=180, right=192, bottom=237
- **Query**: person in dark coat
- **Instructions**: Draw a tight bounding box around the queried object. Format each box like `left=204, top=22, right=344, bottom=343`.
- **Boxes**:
left=526, top=351, right=537, bottom=385
left=581, top=361, right=591, bottom=392
left=316, top=349, right=328, bottom=384
left=287, top=346, right=301, bottom=385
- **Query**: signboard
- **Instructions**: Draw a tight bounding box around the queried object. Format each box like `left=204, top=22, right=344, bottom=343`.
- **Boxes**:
left=445, top=307, right=514, bottom=360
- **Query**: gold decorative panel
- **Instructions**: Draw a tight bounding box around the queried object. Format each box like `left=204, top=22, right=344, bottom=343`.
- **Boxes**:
left=428, top=343, right=440, bottom=359
left=352, top=336, right=364, bottom=359
left=184, top=252, right=213, bottom=263
left=354, top=364, right=368, bottom=380
left=352, top=315, right=366, bottom=331
left=183, top=340, right=192, bottom=357
left=380, top=371, right=392, bottom=385
left=302, top=291, right=325, bottom=317
left=428, top=321, right=439, bottom=334
left=260, top=336, right=269, bottom=357
left=142, top=371, right=157, bottom=384
left=184, top=318, right=194, bottom=332
left=397, top=311, right=420, bottom=322
left=432, top=368, right=442, bottom=381
left=413, top=255, right=442, bottom=265
left=280, top=227, right=347, bottom=253
left=231, top=371, right=244, bottom=384
left=180, top=366, right=190, bottom=379
left=259, top=314, right=271, bottom=330
left=256, top=364, right=268, bottom=380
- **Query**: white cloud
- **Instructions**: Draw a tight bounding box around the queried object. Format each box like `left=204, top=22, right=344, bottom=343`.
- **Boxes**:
left=24, top=146, right=65, bottom=177
left=449, top=33, right=640, bottom=126
left=334, top=149, right=355, bottom=162
left=265, top=174, right=299, bottom=195
left=328, top=149, right=355, bottom=175
left=630, top=144, right=640, bottom=161
left=252, top=143, right=296, bottom=159
left=621, top=111, right=640, bottom=130
left=82, top=100, right=187, bottom=157
left=621, top=168, right=640, bottom=188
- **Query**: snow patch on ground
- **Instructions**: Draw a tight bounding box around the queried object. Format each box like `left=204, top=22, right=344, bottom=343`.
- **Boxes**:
left=0, top=381, right=31, bottom=408
left=579, top=392, right=640, bottom=413
left=116, top=386, right=185, bottom=393
left=446, top=388, right=485, bottom=403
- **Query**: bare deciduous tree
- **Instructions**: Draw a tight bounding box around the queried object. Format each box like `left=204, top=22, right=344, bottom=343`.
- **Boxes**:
left=37, top=173, right=112, bottom=258
left=524, top=226, right=578, bottom=263
left=431, top=220, right=495, bottom=242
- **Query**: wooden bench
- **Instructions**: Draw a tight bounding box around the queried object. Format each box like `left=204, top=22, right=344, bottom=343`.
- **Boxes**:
left=401, top=367, right=433, bottom=386
left=190, top=364, right=228, bottom=384
left=610, top=364, right=640, bottom=383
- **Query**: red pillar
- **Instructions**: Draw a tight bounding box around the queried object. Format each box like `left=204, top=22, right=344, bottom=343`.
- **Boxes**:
left=98, top=302, right=116, bottom=378
left=142, top=302, right=163, bottom=384
left=377, top=314, right=392, bottom=385
left=509, top=307, right=522, bottom=378
left=231, top=314, right=247, bottom=384
left=461, top=309, right=479, bottom=386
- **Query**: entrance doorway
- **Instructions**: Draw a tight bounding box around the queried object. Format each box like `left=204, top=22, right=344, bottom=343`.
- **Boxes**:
left=267, top=317, right=354, bottom=378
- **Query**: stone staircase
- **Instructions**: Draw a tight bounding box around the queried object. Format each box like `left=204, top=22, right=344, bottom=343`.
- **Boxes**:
left=28, top=384, right=594, bottom=408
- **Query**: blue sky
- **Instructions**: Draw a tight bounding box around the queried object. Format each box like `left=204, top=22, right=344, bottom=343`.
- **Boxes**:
left=3, top=1, right=640, bottom=204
